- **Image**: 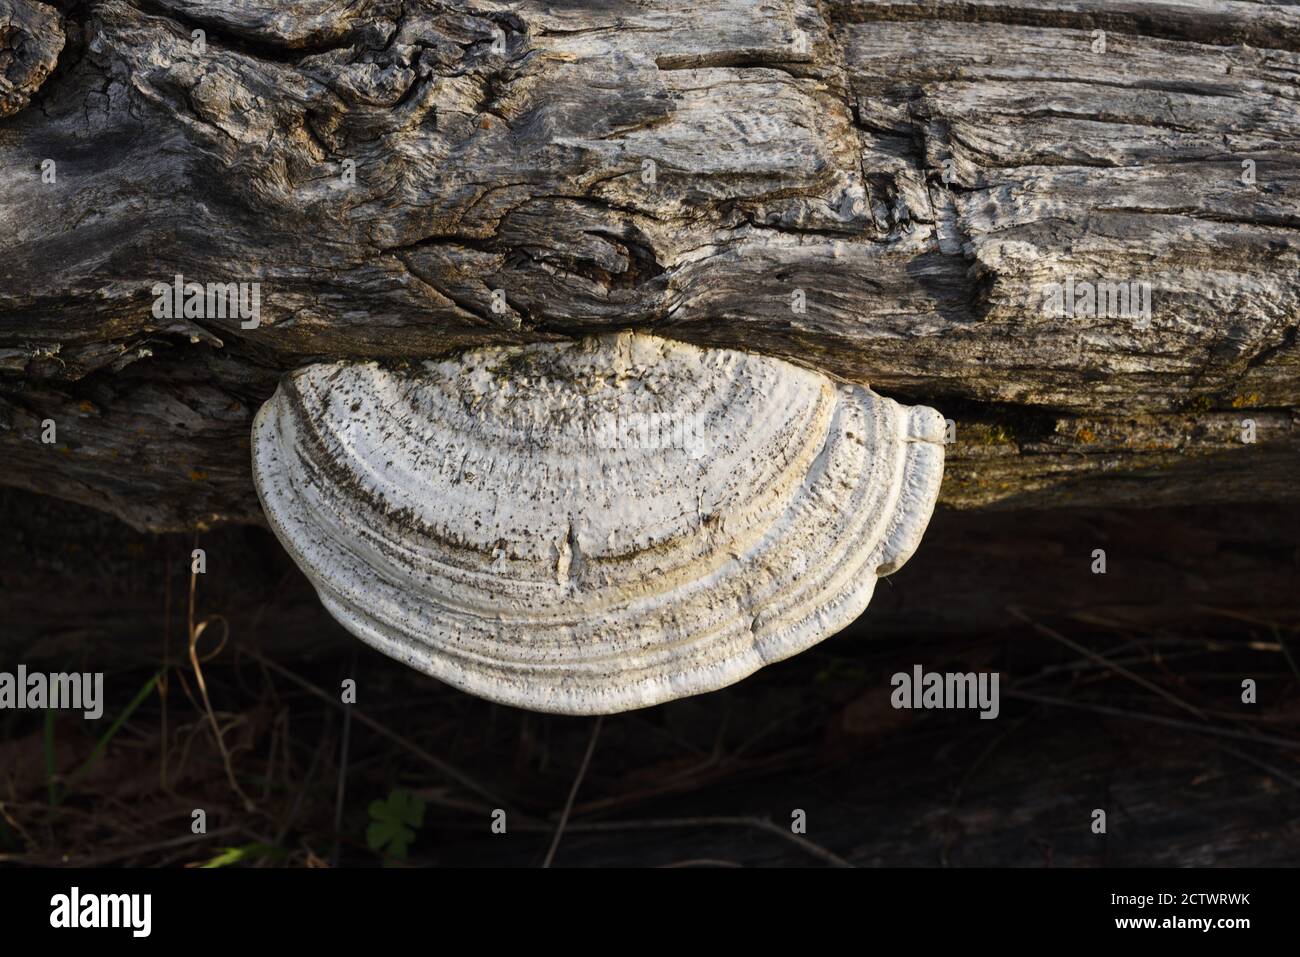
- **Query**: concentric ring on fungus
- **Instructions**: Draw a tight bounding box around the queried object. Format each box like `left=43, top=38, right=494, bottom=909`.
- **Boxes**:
left=252, top=332, right=945, bottom=714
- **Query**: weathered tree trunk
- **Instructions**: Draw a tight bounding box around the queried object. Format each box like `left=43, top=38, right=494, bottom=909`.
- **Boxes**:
left=1, top=0, right=1297, bottom=530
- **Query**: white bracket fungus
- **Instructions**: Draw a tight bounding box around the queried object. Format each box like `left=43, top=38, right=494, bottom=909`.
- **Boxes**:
left=252, top=332, right=945, bottom=714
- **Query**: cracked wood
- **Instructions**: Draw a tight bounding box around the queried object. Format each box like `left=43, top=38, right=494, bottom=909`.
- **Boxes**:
left=0, top=0, right=1297, bottom=529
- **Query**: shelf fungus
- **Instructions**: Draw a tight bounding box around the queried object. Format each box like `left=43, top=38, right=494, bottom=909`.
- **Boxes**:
left=252, top=332, right=945, bottom=714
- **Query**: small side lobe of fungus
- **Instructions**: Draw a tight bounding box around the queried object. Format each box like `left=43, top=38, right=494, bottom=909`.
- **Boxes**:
left=251, top=332, right=945, bottom=714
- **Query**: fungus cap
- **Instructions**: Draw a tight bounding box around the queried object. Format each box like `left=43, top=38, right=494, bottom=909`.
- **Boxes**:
left=252, top=332, right=945, bottom=714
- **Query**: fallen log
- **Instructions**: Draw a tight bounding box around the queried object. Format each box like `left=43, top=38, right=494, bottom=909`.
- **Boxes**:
left=1, top=0, right=1297, bottom=529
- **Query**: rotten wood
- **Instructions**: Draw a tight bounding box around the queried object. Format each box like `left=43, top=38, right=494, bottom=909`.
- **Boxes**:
left=0, top=0, right=1297, bottom=529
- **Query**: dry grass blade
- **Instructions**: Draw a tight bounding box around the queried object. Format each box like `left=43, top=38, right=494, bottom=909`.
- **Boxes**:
left=1008, top=605, right=1207, bottom=721
left=542, top=716, right=602, bottom=868
left=188, top=558, right=256, bottom=813
left=1005, top=690, right=1300, bottom=751
left=561, top=817, right=853, bottom=868
left=238, top=643, right=519, bottom=818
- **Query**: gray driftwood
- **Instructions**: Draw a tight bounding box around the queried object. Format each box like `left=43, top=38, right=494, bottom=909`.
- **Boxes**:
left=1, top=0, right=1298, bottom=530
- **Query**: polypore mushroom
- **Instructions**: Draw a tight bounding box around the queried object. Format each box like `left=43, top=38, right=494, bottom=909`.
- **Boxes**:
left=251, top=332, right=944, bottom=714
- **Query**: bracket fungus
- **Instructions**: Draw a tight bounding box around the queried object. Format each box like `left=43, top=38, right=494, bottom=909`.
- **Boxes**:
left=251, top=332, right=945, bottom=714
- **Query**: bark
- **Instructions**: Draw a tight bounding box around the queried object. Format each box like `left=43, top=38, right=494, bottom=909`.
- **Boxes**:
left=0, top=0, right=1298, bottom=530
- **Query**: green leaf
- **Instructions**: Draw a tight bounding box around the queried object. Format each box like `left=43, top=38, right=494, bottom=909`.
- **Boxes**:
left=366, top=788, right=426, bottom=861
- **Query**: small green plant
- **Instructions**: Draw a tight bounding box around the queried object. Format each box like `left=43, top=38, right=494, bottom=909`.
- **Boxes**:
left=201, top=843, right=286, bottom=868
left=45, top=670, right=160, bottom=807
left=367, top=788, right=425, bottom=862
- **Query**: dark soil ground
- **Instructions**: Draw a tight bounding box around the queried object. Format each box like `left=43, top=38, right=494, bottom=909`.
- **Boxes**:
left=2, top=489, right=1298, bottom=867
